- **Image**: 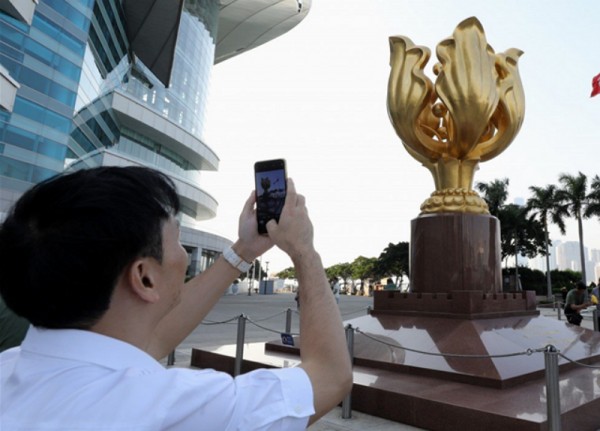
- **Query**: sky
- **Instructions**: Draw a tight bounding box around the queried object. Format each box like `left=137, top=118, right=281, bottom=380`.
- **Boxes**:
left=200, top=0, right=600, bottom=274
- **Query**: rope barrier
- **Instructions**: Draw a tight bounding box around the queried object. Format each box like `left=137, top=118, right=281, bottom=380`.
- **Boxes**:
left=354, top=328, right=542, bottom=359
left=246, top=316, right=299, bottom=336
left=247, top=309, right=288, bottom=322
left=201, top=316, right=240, bottom=325
left=558, top=352, right=600, bottom=369
left=340, top=306, right=370, bottom=317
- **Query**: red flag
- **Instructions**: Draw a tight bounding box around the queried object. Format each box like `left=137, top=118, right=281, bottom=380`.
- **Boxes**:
left=591, top=73, right=600, bottom=97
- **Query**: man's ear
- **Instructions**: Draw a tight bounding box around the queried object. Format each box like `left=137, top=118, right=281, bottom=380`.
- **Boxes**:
left=126, top=258, right=161, bottom=303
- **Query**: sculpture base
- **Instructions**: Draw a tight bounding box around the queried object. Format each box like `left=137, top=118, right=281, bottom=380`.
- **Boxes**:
left=373, top=290, right=538, bottom=319
left=191, top=312, right=600, bottom=430
left=410, top=213, right=502, bottom=294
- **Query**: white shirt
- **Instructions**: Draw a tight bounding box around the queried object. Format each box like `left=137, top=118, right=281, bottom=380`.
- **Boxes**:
left=0, top=327, right=314, bottom=430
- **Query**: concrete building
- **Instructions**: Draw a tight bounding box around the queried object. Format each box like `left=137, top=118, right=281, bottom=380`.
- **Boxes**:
left=1, top=0, right=311, bottom=275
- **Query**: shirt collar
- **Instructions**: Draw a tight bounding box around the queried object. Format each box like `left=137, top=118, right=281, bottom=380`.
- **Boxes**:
left=21, top=326, right=163, bottom=372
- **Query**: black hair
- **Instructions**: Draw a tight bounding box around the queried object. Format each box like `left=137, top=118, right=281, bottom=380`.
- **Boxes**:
left=576, top=281, right=587, bottom=290
left=0, top=166, right=180, bottom=329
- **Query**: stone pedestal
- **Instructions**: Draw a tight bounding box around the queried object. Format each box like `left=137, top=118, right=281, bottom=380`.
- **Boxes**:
left=384, top=213, right=536, bottom=319
left=410, top=213, right=502, bottom=294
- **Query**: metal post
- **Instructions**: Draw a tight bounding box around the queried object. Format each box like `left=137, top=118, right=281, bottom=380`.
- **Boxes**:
left=167, top=350, right=175, bottom=366
left=285, top=308, right=293, bottom=333
left=258, top=255, right=263, bottom=294
left=367, top=305, right=372, bottom=315
left=544, top=345, right=561, bottom=431
left=341, top=324, right=354, bottom=419
left=594, top=309, right=599, bottom=332
left=557, top=304, right=562, bottom=321
left=247, top=268, right=252, bottom=296
left=234, top=314, right=246, bottom=376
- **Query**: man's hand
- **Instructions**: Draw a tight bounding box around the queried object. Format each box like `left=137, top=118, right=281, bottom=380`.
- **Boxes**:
left=232, top=192, right=274, bottom=263
left=265, top=178, right=314, bottom=262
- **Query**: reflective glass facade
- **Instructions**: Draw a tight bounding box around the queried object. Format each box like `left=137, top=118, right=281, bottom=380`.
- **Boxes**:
left=0, top=1, right=92, bottom=193
left=0, top=0, right=227, bottom=275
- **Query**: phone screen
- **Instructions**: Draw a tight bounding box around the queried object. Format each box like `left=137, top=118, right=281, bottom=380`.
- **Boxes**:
left=254, top=159, right=287, bottom=234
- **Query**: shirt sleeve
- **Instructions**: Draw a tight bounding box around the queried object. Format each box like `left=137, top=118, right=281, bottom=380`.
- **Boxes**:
left=229, top=367, right=314, bottom=431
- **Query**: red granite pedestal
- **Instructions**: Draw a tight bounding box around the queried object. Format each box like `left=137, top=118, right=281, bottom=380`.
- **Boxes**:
left=191, top=213, right=600, bottom=430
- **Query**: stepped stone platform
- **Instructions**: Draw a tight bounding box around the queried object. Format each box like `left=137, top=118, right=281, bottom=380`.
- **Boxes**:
left=191, top=309, right=600, bottom=430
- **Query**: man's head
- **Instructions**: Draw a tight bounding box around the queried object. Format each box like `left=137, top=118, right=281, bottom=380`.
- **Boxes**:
left=0, top=166, right=180, bottom=329
left=576, top=281, right=587, bottom=294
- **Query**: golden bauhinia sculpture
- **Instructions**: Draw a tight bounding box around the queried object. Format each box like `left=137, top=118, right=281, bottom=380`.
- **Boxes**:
left=387, top=17, right=525, bottom=214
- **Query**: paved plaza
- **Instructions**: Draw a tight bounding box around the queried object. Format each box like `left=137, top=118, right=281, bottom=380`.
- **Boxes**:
left=168, top=291, right=597, bottom=430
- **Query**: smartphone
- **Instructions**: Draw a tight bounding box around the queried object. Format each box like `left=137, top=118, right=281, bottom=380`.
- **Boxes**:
left=254, top=159, right=287, bottom=234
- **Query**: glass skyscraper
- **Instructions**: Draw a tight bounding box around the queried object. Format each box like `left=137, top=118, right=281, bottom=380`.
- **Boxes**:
left=0, top=0, right=311, bottom=275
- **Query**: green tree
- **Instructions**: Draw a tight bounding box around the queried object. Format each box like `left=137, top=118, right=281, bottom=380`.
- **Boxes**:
left=526, top=184, right=568, bottom=299
left=475, top=178, right=509, bottom=216
left=498, top=203, right=545, bottom=269
left=477, top=179, right=545, bottom=284
left=375, top=242, right=409, bottom=286
left=325, top=262, right=353, bottom=280
left=587, top=174, right=600, bottom=221
left=276, top=267, right=296, bottom=279
left=351, top=256, right=378, bottom=281
left=557, top=172, right=591, bottom=282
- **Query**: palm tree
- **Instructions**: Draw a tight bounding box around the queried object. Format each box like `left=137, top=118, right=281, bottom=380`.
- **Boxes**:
left=587, top=175, right=600, bottom=220
left=475, top=178, right=509, bottom=216
left=557, top=172, right=590, bottom=283
left=526, top=185, right=568, bottom=299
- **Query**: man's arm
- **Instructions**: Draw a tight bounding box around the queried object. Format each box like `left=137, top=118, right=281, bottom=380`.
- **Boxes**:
left=566, top=292, right=591, bottom=313
left=267, top=179, right=353, bottom=425
left=148, top=193, right=273, bottom=359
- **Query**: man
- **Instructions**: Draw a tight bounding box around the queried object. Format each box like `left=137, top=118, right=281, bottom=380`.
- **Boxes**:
left=330, top=278, right=341, bottom=304
left=384, top=278, right=396, bottom=290
left=564, top=281, right=592, bottom=326
left=0, top=166, right=352, bottom=430
left=591, top=278, right=600, bottom=330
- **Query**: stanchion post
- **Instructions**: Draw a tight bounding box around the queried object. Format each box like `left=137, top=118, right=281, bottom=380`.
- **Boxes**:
left=234, top=314, right=246, bottom=376
left=594, top=309, right=599, bottom=332
left=544, top=345, right=561, bottom=431
left=341, top=324, right=354, bottom=419
left=557, top=304, right=562, bottom=321
left=367, top=305, right=372, bottom=315
left=285, top=308, right=292, bottom=333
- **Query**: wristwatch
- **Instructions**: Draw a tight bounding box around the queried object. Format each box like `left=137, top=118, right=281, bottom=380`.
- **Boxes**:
left=223, top=246, right=251, bottom=273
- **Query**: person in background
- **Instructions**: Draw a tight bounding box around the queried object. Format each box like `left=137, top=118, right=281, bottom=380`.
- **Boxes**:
left=591, top=278, right=600, bottom=330
left=0, top=166, right=352, bottom=430
left=330, top=278, right=341, bottom=304
left=384, top=278, right=396, bottom=290
left=564, top=281, right=592, bottom=326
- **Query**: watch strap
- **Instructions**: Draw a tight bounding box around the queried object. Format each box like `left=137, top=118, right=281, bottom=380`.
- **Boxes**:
left=223, top=246, right=251, bottom=272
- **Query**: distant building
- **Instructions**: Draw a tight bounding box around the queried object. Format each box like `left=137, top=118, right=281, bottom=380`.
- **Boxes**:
left=556, top=241, right=584, bottom=272
left=1, top=0, right=311, bottom=276
left=526, top=239, right=557, bottom=273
